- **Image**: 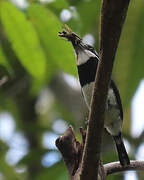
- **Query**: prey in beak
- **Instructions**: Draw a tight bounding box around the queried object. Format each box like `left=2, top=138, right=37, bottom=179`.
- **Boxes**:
left=58, top=24, right=98, bottom=64
left=58, top=24, right=82, bottom=46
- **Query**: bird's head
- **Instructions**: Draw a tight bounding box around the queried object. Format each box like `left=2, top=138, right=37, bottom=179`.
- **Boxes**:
left=58, top=25, right=98, bottom=65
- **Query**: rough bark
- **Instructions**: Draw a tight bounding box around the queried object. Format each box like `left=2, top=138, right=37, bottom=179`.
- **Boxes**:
left=56, top=127, right=144, bottom=179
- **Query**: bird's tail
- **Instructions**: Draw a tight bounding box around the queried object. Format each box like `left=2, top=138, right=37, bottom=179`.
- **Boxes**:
left=113, top=133, right=130, bottom=166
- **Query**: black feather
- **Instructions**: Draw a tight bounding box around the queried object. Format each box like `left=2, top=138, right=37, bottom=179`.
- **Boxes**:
left=113, top=133, right=130, bottom=166
left=110, top=80, right=123, bottom=120
left=77, top=57, right=98, bottom=87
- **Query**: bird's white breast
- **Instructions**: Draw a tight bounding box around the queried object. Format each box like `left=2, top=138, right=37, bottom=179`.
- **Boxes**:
left=82, top=82, right=95, bottom=109
left=82, top=83, right=122, bottom=136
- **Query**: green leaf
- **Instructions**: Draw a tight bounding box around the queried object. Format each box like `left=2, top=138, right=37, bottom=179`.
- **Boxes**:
left=0, top=2, right=47, bottom=80
left=28, top=4, right=77, bottom=76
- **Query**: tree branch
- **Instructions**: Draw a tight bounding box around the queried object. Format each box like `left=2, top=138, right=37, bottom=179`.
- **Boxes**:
left=80, top=0, right=130, bottom=180
left=55, top=126, right=85, bottom=180
left=56, top=128, right=144, bottom=180
left=104, top=160, right=144, bottom=175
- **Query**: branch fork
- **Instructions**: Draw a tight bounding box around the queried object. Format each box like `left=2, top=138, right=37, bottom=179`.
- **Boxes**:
left=56, top=126, right=106, bottom=180
left=56, top=127, right=144, bottom=180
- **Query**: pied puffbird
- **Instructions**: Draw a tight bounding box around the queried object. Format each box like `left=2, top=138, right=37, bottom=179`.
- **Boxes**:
left=58, top=25, right=130, bottom=166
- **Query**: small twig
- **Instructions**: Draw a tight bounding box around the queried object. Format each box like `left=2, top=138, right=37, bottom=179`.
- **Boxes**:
left=104, top=160, right=144, bottom=175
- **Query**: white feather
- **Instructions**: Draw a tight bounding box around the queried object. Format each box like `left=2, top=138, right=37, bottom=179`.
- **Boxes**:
left=77, top=49, right=96, bottom=65
left=82, top=82, right=94, bottom=109
left=82, top=84, right=122, bottom=136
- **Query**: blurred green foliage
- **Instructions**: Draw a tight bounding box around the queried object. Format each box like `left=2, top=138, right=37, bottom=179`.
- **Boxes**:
left=0, top=2, right=47, bottom=80
left=0, top=0, right=143, bottom=179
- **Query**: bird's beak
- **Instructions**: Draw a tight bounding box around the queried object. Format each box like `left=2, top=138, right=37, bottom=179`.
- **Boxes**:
left=58, top=25, right=83, bottom=60
left=58, top=25, right=82, bottom=48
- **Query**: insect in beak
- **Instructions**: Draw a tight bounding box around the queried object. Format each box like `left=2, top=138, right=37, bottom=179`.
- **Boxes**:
left=58, top=24, right=81, bottom=43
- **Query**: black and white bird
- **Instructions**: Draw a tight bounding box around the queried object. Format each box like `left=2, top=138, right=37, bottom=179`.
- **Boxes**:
left=58, top=25, right=130, bottom=166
